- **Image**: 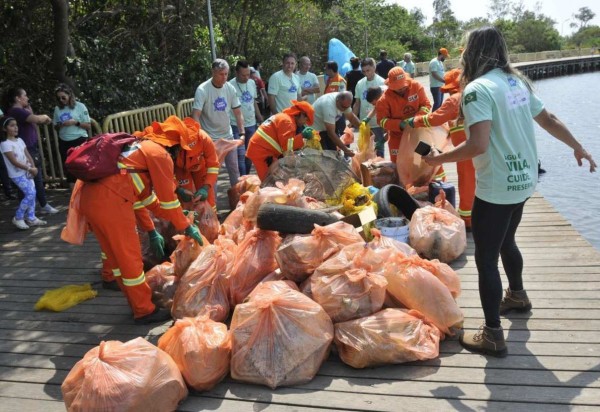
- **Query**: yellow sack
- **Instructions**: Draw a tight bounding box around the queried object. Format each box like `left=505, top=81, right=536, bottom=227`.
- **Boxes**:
left=304, top=130, right=323, bottom=151
left=358, top=122, right=371, bottom=154
left=34, top=284, right=97, bottom=312
left=339, top=182, right=376, bottom=216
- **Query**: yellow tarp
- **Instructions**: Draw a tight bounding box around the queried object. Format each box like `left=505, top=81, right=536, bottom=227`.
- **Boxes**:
left=34, top=284, right=97, bottom=312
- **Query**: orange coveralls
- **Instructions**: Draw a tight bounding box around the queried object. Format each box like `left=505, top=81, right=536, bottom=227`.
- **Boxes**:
left=174, top=128, right=220, bottom=207
left=413, top=92, right=475, bottom=227
left=80, top=139, right=189, bottom=319
left=324, top=73, right=347, bottom=93
left=245, top=113, right=304, bottom=180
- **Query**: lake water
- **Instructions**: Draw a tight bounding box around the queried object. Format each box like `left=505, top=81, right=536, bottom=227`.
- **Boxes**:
left=532, top=72, right=600, bottom=251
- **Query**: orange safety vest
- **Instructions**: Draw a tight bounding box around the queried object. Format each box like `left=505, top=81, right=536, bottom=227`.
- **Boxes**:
left=324, top=73, right=347, bottom=94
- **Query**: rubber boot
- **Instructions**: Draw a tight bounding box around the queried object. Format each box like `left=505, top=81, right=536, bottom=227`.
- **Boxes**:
left=460, top=325, right=508, bottom=358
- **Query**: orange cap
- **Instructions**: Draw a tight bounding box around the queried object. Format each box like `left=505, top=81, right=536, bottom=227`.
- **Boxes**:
left=385, top=67, right=411, bottom=90
left=282, top=100, right=315, bottom=125
left=440, top=68, right=461, bottom=94
left=439, top=48, right=450, bottom=57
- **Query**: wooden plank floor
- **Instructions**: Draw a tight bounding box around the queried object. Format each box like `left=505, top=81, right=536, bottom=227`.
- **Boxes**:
left=0, top=164, right=599, bottom=412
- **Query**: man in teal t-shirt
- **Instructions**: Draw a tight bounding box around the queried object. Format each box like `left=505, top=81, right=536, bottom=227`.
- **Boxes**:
left=429, top=48, right=449, bottom=111
left=267, top=53, right=302, bottom=115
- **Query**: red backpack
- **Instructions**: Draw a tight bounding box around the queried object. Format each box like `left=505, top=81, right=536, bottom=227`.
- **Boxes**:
left=65, top=132, right=139, bottom=181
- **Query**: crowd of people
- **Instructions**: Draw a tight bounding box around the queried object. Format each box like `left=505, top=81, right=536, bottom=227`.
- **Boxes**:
left=0, top=28, right=596, bottom=355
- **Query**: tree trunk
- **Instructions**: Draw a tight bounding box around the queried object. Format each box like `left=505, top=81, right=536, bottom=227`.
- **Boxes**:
left=49, top=0, right=76, bottom=90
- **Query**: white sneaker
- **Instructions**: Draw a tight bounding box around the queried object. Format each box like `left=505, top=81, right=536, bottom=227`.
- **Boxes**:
left=41, top=204, right=59, bottom=214
left=26, top=217, right=47, bottom=226
left=12, top=218, right=29, bottom=230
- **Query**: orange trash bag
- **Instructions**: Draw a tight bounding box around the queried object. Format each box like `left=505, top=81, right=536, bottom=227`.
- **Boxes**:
left=158, top=316, right=231, bottom=392
left=230, top=281, right=334, bottom=389
left=191, top=200, right=220, bottom=244
left=61, top=337, right=187, bottom=412
left=408, top=205, right=466, bottom=263
left=61, top=180, right=89, bottom=245
left=383, top=254, right=464, bottom=335
left=171, top=237, right=237, bottom=321
left=213, top=138, right=243, bottom=164
left=275, top=221, right=363, bottom=283
left=229, top=228, right=282, bottom=305
left=408, top=256, right=461, bottom=299
left=334, top=308, right=441, bottom=368
left=170, top=233, right=205, bottom=277
left=396, top=126, right=450, bottom=188
left=146, top=262, right=178, bottom=309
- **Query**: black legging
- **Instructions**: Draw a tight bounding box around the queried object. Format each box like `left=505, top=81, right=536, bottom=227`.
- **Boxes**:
left=59, top=136, right=88, bottom=183
left=471, top=196, right=527, bottom=328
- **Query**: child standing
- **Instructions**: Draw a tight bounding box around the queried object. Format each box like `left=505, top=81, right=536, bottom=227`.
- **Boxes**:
left=0, top=117, right=47, bottom=229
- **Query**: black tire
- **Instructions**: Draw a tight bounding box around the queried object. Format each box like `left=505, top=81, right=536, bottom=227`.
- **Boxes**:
left=256, top=203, right=339, bottom=234
left=374, top=184, right=421, bottom=220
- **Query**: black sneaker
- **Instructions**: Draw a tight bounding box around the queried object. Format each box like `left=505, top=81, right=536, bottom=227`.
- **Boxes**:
left=134, top=307, right=172, bottom=325
left=102, top=280, right=121, bottom=291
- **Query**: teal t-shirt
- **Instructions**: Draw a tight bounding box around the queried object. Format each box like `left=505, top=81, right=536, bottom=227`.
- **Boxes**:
left=52, top=101, right=90, bottom=141
left=229, top=78, right=258, bottom=127
left=429, top=58, right=445, bottom=87
left=463, top=68, right=545, bottom=204
left=297, top=71, right=319, bottom=104
left=267, top=70, right=301, bottom=113
left=400, top=61, right=416, bottom=76
left=354, top=74, right=385, bottom=128
left=193, top=79, right=240, bottom=140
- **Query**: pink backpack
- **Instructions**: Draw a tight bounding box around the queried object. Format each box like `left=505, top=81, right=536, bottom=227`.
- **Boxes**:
left=65, top=133, right=138, bottom=181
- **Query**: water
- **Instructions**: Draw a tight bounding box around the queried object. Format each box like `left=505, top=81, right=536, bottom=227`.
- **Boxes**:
left=532, top=72, right=600, bottom=250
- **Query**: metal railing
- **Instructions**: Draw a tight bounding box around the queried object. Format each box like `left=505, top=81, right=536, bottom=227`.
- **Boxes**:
left=102, top=103, right=176, bottom=134
left=176, top=98, right=194, bottom=119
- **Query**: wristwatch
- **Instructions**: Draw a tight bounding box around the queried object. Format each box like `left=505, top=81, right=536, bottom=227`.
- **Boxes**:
left=76, top=121, right=81, bottom=127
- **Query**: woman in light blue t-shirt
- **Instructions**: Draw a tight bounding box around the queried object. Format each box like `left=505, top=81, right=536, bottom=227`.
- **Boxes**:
left=424, top=26, right=596, bottom=357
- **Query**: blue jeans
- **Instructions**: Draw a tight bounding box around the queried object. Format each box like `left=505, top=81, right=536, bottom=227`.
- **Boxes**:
left=472, top=197, right=526, bottom=328
left=430, top=87, right=444, bottom=112
left=232, top=124, right=257, bottom=176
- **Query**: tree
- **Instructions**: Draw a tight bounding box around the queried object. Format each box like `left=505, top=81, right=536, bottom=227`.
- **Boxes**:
left=49, top=0, right=75, bottom=89
left=487, top=0, right=512, bottom=21
left=573, top=7, right=595, bottom=30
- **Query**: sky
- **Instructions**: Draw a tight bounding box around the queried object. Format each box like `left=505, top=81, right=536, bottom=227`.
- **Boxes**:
left=388, top=0, right=600, bottom=35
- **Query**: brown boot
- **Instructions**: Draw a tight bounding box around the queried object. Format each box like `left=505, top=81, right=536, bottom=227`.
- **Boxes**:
left=460, top=325, right=507, bottom=357
left=499, top=288, right=532, bottom=315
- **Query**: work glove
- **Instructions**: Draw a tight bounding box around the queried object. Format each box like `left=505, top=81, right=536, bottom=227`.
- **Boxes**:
left=362, top=117, right=371, bottom=124
left=406, top=117, right=415, bottom=128
left=193, top=185, right=210, bottom=201
left=184, top=224, right=204, bottom=246
left=175, top=186, right=192, bottom=202
left=301, top=127, right=315, bottom=139
left=148, top=229, right=165, bottom=260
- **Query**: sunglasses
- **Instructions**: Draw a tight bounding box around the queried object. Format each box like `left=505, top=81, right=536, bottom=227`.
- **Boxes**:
left=57, top=95, right=70, bottom=101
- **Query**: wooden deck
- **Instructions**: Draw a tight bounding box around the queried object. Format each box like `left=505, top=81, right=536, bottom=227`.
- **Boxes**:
left=1, top=165, right=599, bottom=411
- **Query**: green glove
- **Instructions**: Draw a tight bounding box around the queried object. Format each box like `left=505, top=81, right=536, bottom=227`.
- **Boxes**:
left=400, top=120, right=407, bottom=130
left=362, top=117, right=371, bottom=123
left=175, top=186, right=192, bottom=202
left=184, top=224, right=204, bottom=246
left=193, top=185, right=210, bottom=201
left=302, top=127, right=315, bottom=139
left=148, top=229, right=165, bottom=260
left=407, top=117, right=415, bottom=128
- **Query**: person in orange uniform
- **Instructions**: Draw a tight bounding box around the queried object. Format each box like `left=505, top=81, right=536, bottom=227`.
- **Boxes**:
left=173, top=118, right=220, bottom=208
left=406, top=68, right=475, bottom=228
left=246, top=100, right=314, bottom=180
left=80, top=118, right=204, bottom=325
left=375, top=67, right=431, bottom=164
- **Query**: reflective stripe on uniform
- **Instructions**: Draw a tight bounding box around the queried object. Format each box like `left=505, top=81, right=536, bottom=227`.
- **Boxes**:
left=101, top=252, right=107, bottom=260
left=419, top=106, right=431, bottom=114
left=287, top=138, right=294, bottom=152
left=450, top=125, right=464, bottom=134
left=423, top=115, right=432, bottom=128
left=380, top=118, right=389, bottom=128
left=256, top=128, right=283, bottom=153
left=133, top=201, right=144, bottom=210
left=130, top=172, right=145, bottom=194
left=207, top=167, right=219, bottom=174
left=160, top=199, right=181, bottom=210
left=122, top=271, right=146, bottom=287
left=141, top=192, right=157, bottom=207
left=112, top=268, right=122, bottom=277
left=458, top=208, right=472, bottom=218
